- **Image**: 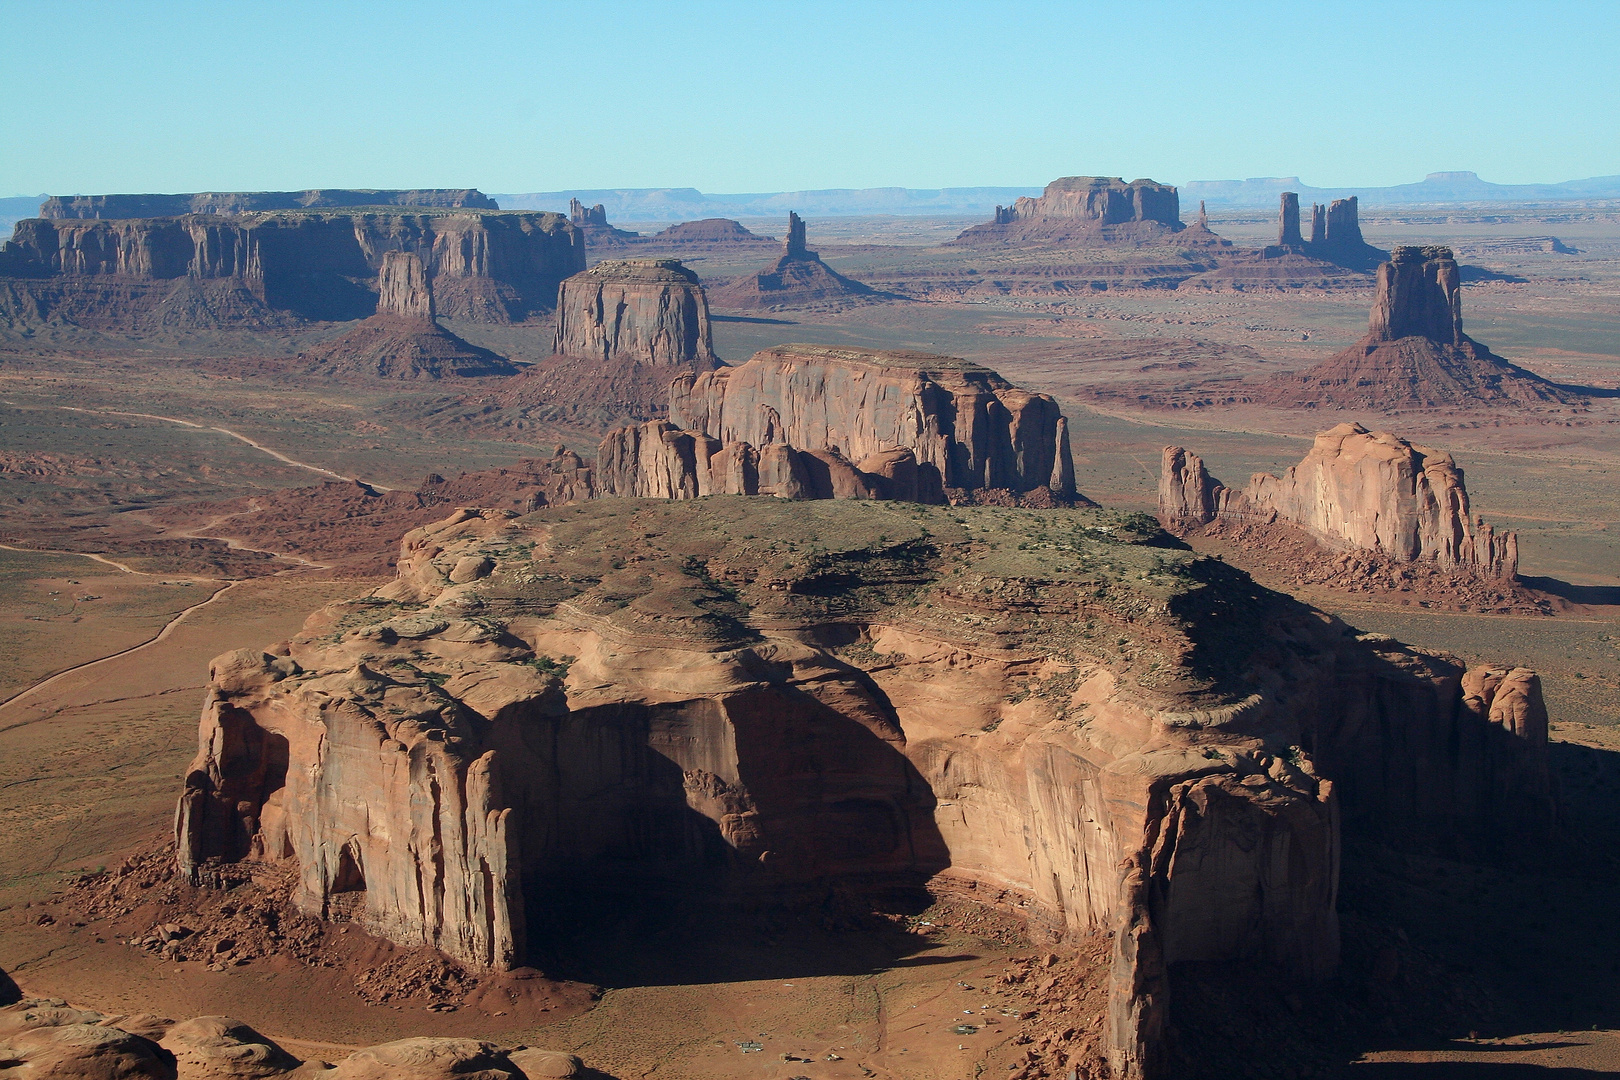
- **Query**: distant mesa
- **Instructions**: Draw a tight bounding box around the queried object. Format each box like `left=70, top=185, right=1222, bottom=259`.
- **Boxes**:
left=0, top=207, right=583, bottom=327
left=597, top=342, right=1083, bottom=505
left=482, top=257, right=721, bottom=418
left=1256, top=245, right=1584, bottom=409
left=651, top=217, right=774, bottom=245
left=569, top=197, right=641, bottom=244
left=709, top=212, right=883, bottom=309
left=953, top=176, right=1225, bottom=247
left=298, top=251, right=517, bottom=379
left=1162, top=422, right=1518, bottom=579
left=39, top=188, right=498, bottom=218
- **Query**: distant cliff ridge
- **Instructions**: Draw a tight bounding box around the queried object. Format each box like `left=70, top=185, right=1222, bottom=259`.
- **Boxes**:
left=0, top=210, right=582, bottom=325
left=39, top=189, right=498, bottom=218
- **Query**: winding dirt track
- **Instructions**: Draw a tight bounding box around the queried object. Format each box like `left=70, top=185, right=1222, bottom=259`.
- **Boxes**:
left=0, top=576, right=241, bottom=721
left=51, top=405, right=394, bottom=490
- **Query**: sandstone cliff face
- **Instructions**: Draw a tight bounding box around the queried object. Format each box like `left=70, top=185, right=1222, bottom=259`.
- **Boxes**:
left=954, top=176, right=1186, bottom=245
left=0, top=211, right=583, bottom=325
left=378, top=250, right=434, bottom=318
left=650, top=343, right=1076, bottom=500
left=1263, top=193, right=1384, bottom=272
left=298, top=251, right=517, bottom=379
left=175, top=499, right=1550, bottom=1079
left=1257, top=246, right=1579, bottom=409
left=1369, top=244, right=1462, bottom=344
left=40, top=189, right=499, bottom=218
left=482, top=258, right=720, bottom=419
left=552, top=258, right=717, bottom=368
left=1159, top=423, right=1519, bottom=578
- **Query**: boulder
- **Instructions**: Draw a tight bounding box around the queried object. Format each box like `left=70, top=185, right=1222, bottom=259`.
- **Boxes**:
left=0, top=1023, right=174, bottom=1079
left=504, top=1049, right=579, bottom=1077
left=0, top=966, right=17, bottom=1007
left=1159, top=423, right=1519, bottom=578
left=159, top=1017, right=301, bottom=1079
left=327, top=1038, right=521, bottom=1080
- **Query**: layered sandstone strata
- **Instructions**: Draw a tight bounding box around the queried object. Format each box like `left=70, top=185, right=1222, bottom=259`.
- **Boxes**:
left=0, top=210, right=583, bottom=325
left=1160, top=423, right=1518, bottom=578
left=39, top=189, right=499, bottom=218
left=1257, top=246, right=1579, bottom=408
left=485, top=258, right=721, bottom=418
left=954, top=176, right=1189, bottom=245
left=552, top=258, right=717, bottom=368
left=298, top=252, right=516, bottom=379
left=594, top=343, right=1077, bottom=501
left=174, top=499, right=1551, bottom=1079
left=708, top=212, right=879, bottom=309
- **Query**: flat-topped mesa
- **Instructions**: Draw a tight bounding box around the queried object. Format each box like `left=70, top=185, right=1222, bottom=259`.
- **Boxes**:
left=174, top=497, right=1553, bottom=1079
left=0, top=211, right=583, bottom=325
left=1160, top=422, right=1518, bottom=578
left=1370, top=245, right=1464, bottom=345
left=478, top=258, right=719, bottom=419
left=553, top=258, right=718, bottom=368
left=38, top=189, right=498, bottom=218
left=954, top=176, right=1191, bottom=245
left=595, top=343, right=1079, bottom=503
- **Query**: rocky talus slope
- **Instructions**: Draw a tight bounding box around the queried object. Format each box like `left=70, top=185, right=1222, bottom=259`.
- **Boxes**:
left=478, top=257, right=721, bottom=420
left=0, top=993, right=587, bottom=1079
left=298, top=252, right=515, bottom=379
left=1161, top=422, right=1519, bottom=578
left=0, top=210, right=583, bottom=327
left=605, top=342, right=1078, bottom=502
left=175, top=498, right=1550, bottom=1079
left=708, top=212, right=880, bottom=309
left=1256, top=246, right=1583, bottom=409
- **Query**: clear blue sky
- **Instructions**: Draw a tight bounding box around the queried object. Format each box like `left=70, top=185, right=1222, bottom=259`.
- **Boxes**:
left=2, top=0, right=1615, bottom=196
